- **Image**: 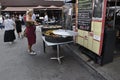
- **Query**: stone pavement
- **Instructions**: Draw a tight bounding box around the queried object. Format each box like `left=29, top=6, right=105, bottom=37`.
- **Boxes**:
left=0, top=27, right=105, bottom=80
left=68, top=44, right=120, bottom=80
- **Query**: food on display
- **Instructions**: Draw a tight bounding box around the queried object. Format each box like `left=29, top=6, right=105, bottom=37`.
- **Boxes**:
left=43, top=30, right=73, bottom=43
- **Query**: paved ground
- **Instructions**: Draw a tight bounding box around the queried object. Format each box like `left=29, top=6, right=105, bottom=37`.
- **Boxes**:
left=68, top=43, right=120, bottom=80
left=0, top=27, right=105, bottom=80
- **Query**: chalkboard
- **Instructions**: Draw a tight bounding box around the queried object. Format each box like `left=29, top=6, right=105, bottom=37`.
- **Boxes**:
left=78, top=0, right=92, bottom=31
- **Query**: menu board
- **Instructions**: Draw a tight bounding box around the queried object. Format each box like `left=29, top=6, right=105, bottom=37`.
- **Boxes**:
left=78, top=0, right=92, bottom=31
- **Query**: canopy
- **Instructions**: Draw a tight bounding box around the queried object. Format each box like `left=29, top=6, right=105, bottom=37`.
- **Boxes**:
left=2, top=5, right=63, bottom=12
left=34, top=5, right=46, bottom=9
left=34, top=5, right=62, bottom=10
left=46, top=5, right=62, bottom=10
left=2, top=7, right=35, bottom=11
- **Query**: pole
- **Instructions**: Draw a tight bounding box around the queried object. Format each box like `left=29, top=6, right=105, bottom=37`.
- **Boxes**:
left=0, top=3, right=1, bottom=15
left=113, top=0, right=117, bottom=30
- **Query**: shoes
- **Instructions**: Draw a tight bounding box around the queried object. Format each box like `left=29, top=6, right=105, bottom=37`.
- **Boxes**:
left=28, top=50, right=37, bottom=56
left=29, top=51, right=37, bottom=55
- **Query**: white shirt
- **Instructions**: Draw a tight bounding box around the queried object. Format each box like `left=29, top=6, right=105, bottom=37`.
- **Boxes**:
left=44, top=15, right=48, bottom=22
left=0, top=16, right=3, bottom=23
left=68, top=8, right=72, bottom=16
left=4, top=19, right=15, bottom=30
left=32, top=13, right=36, bottom=21
left=19, top=15, right=23, bottom=21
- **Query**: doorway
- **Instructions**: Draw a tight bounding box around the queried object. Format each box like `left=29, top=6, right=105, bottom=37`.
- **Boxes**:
left=106, top=0, right=120, bottom=57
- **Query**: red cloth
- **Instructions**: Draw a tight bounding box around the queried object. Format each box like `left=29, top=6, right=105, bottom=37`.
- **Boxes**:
left=26, top=26, right=36, bottom=46
left=23, top=15, right=26, bottom=22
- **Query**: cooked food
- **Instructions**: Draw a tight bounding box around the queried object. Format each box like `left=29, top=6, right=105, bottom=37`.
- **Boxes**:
left=44, top=30, right=60, bottom=38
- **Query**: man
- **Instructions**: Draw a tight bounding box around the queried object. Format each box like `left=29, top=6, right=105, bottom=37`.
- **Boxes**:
left=0, top=15, right=4, bottom=29
left=43, top=12, right=48, bottom=26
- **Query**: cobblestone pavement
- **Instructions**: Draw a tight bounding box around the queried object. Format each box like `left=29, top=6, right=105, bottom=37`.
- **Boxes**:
left=0, top=27, right=105, bottom=80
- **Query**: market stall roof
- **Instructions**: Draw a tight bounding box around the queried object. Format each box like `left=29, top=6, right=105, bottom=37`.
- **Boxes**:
left=34, top=5, right=63, bottom=10
left=2, top=7, right=35, bottom=11
left=34, top=5, right=45, bottom=9
left=46, top=5, right=62, bottom=10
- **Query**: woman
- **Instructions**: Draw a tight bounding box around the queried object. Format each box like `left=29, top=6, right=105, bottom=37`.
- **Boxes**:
left=25, top=9, right=38, bottom=55
left=15, top=16, right=22, bottom=38
left=3, top=14, right=16, bottom=44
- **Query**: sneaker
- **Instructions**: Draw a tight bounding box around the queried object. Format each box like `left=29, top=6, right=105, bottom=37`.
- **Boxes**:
left=29, top=51, right=37, bottom=55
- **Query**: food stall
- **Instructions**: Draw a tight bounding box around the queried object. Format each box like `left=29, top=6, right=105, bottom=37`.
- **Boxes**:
left=75, top=0, right=116, bottom=65
left=42, top=29, right=77, bottom=64
left=34, top=5, right=62, bottom=25
left=105, top=1, right=120, bottom=57
left=40, top=4, right=78, bottom=64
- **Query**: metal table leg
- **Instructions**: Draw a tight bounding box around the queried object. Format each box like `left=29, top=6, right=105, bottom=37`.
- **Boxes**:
left=43, top=41, right=46, bottom=53
left=50, top=45, right=64, bottom=64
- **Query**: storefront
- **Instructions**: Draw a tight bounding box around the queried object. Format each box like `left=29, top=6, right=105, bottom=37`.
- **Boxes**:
left=33, top=5, right=63, bottom=24
left=75, top=0, right=120, bottom=65
left=1, top=0, right=63, bottom=25
left=106, top=1, right=120, bottom=56
left=0, top=0, right=64, bottom=18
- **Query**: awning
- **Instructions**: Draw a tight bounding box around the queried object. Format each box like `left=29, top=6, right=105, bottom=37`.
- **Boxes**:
left=2, top=5, right=63, bottom=12
left=46, top=5, right=62, bottom=10
left=34, top=5, right=46, bottom=9
left=34, top=5, right=62, bottom=10
left=2, top=7, right=35, bottom=11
